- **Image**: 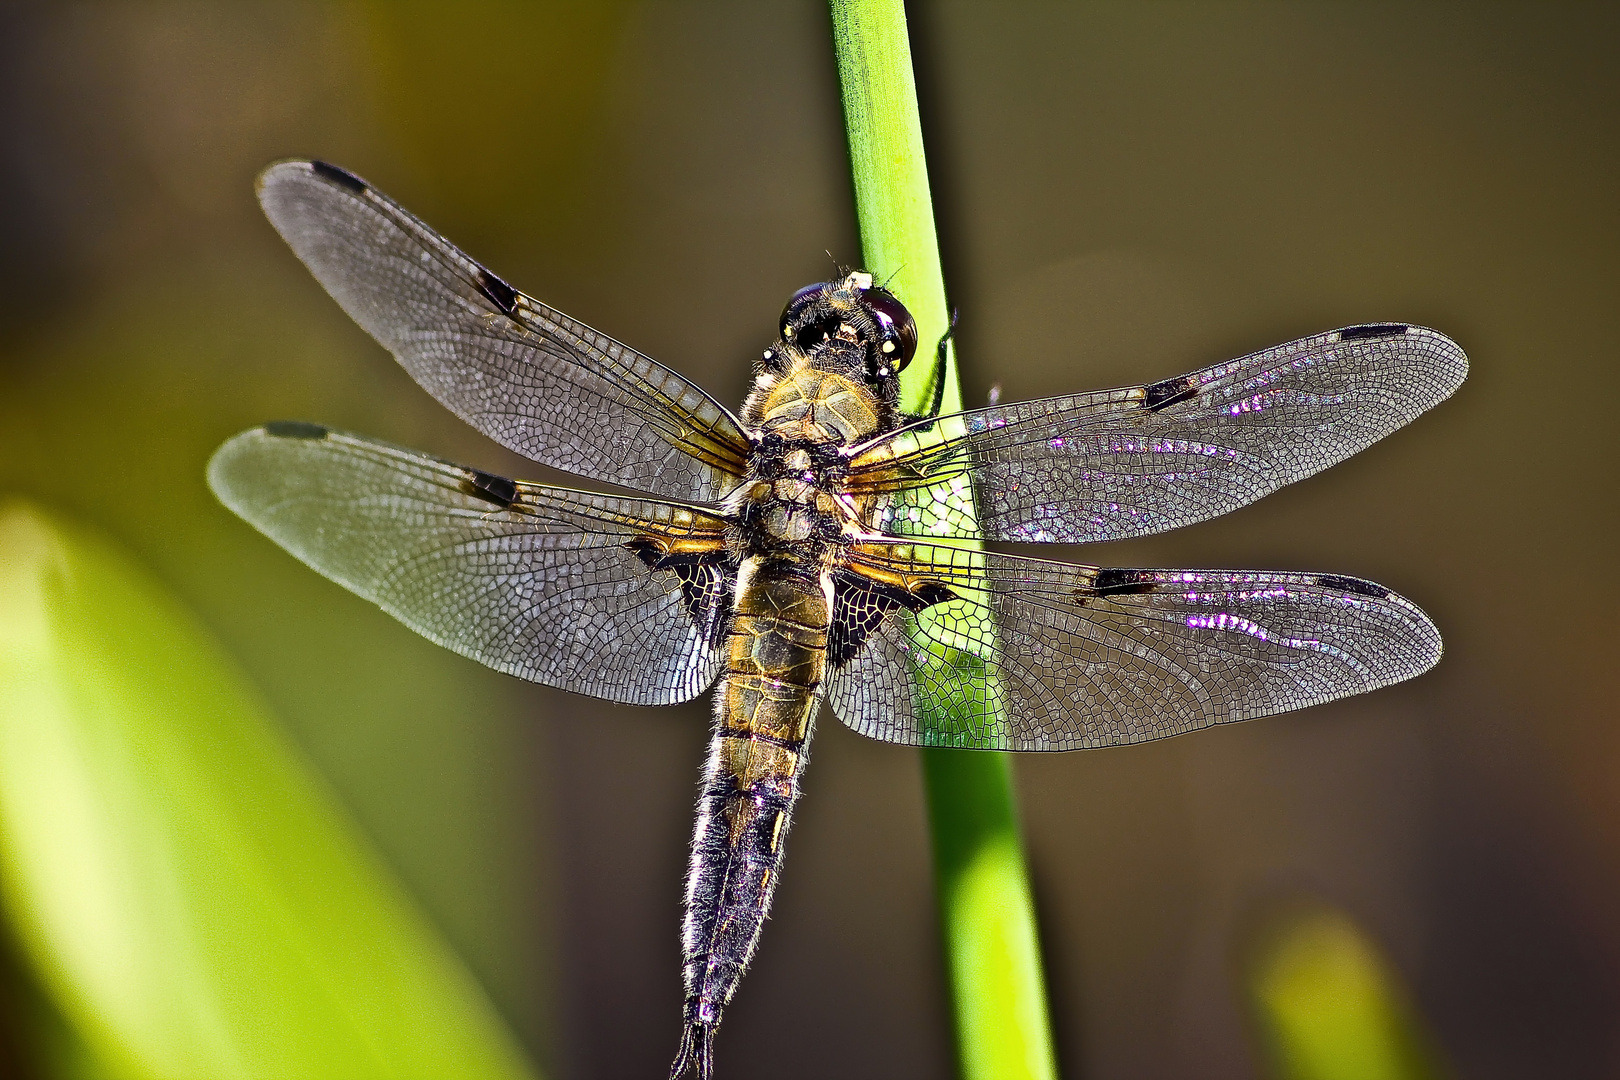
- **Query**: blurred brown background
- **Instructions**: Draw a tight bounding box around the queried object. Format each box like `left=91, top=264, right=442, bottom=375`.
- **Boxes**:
left=2, top=2, right=1617, bottom=1077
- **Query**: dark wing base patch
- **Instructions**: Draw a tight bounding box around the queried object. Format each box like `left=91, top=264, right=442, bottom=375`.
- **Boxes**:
left=629, top=541, right=738, bottom=648
left=829, top=569, right=953, bottom=666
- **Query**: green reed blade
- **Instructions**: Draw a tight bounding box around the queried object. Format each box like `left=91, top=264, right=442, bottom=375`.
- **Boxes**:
left=829, top=4, right=1059, bottom=1078
left=0, top=501, right=536, bottom=1080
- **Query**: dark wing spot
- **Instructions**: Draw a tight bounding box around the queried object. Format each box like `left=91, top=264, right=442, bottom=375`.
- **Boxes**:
left=310, top=160, right=368, bottom=195
left=1091, top=568, right=1160, bottom=596
left=829, top=570, right=953, bottom=666
left=626, top=541, right=737, bottom=646
left=1314, top=573, right=1391, bottom=599
left=1143, top=373, right=1201, bottom=411
left=263, top=420, right=328, bottom=440
left=1338, top=323, right=1410, bottom=342
left=475, top=267, right=519, bottom=316
left=463, top=469, right=517, bottom=508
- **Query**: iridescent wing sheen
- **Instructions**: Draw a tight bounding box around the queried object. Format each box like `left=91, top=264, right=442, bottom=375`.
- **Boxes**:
left=257, top=160, right=751, bottom=503
left=824, top=542, right=1441, bottom=750
left=847, top=324, right=1467, bottom=543
left=208, top=423, right=734, bottom=705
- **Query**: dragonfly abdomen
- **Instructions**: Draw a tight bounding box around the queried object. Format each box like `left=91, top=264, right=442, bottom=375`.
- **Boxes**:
left=675, top=555, right=830, bottom=1072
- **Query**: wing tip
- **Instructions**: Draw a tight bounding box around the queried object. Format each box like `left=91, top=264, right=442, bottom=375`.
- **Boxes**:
left=1335, top=322, right=1470, bottom=405
left=1402, top=324, right=1470, bottom=401
left=205, top=428, right=260, bottom=516
left=255, top=158, right=309, bottom=203
left=1343, top=577, right=1446, bottom=687
left=256, top=159, right=376, bottom=237
left=206, top=422, right=332, bottom=510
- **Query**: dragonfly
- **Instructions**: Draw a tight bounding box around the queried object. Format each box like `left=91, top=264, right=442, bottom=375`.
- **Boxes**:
left=209, top=160, right=1467, bottom=1080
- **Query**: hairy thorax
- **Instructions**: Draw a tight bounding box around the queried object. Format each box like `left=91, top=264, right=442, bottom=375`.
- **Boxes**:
left=729, top=352, right=891, bottom=556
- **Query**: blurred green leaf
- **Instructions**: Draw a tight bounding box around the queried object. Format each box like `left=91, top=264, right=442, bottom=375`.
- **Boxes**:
left=1246, top=904, right=1446, bottom=1080
left=0, top=501, right=536, bottom=1080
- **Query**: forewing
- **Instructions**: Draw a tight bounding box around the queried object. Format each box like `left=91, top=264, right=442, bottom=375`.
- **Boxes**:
left=257, top=160, right=751, bottom=503
left=208, top=423, right=734, bottom=705
left=824, top=543, right=1441, bottom=750
left=849, top=325, right=1467, bottom=542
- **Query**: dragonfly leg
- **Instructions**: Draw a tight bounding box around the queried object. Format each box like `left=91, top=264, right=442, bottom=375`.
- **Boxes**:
left=900, top=309, right=957, bottom=430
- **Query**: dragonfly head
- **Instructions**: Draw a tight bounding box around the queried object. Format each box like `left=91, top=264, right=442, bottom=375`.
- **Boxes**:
left=771, top=273, right=919, bottom=390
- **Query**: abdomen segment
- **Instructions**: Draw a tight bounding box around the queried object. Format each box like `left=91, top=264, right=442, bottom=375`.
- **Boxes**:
left=673, top=556, right=829, bottom=1075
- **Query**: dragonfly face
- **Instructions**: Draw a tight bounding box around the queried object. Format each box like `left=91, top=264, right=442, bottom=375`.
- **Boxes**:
left=208, top=160, right=1467, bottom=1080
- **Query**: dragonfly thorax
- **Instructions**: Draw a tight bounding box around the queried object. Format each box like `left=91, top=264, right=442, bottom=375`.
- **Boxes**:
left=733, top=431, right=851, bottom=550
left=745, top=364, right=882, bottom=443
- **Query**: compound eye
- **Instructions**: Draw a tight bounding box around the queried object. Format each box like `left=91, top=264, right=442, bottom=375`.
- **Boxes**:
left=779, top=282, right=827, bottom=339
left=862, top=287, right=919, bottom=372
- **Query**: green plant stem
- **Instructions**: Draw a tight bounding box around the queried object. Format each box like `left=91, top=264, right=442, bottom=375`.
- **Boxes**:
left=829, top=4, right=1058, bottom=1078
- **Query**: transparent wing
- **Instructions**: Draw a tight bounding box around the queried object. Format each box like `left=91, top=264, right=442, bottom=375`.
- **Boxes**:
left=257, top=160, right=751, bottom=503
left=208, top=423, right=735, bottom=705
left=824, top=542, right=1441, bottom=750
left=848, top=324, right=1467, bottom=542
